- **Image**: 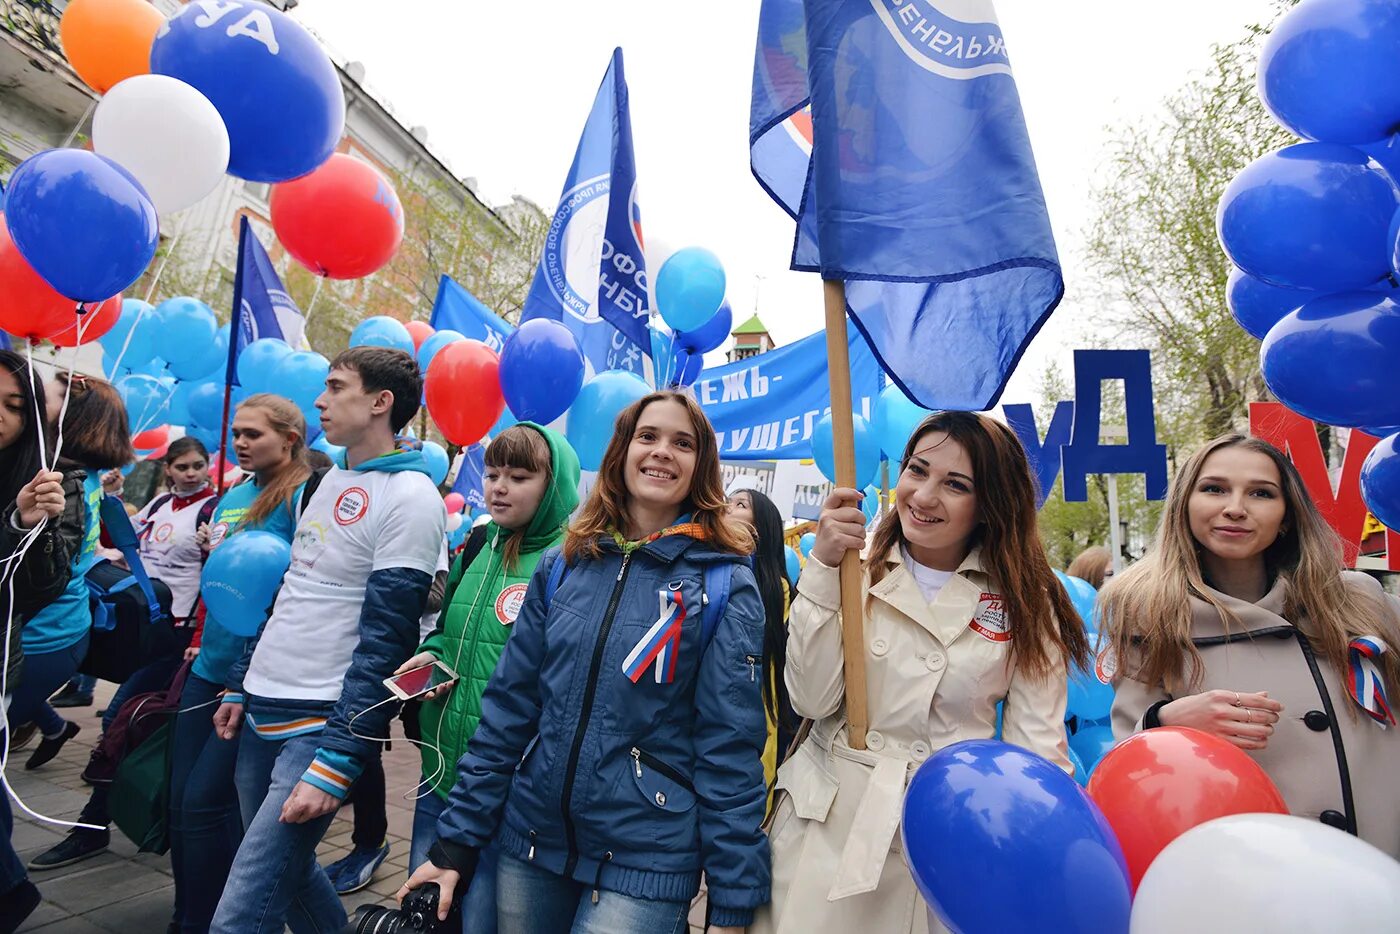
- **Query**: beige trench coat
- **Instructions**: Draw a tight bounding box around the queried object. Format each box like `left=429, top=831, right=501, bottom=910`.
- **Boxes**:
left=752, top=549, right=1071, bottom=934
left=1111, top=571, right=1400, bottom=859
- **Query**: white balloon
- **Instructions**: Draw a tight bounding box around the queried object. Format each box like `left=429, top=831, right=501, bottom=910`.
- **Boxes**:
left=445, top=512, right=464, bottom=533
left=93, top=74, right=230, bottom=215
left=1131, top=813, right=1400, bottom=934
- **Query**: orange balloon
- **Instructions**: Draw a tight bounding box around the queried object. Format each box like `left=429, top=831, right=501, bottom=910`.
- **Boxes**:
left=405, top=320, right=435, bottom=352
left=59, top=0, right=165, bottom=95
left=1087, top=726, right=1288, bottom=891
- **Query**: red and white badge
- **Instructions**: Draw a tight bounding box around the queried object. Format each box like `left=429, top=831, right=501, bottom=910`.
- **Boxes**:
left=495, top=583, right=528, bottom=625
left=152, top=522, right=174, bottom=543
left=1095, top=643, right=1117, bottom=684
left=969, top=592, right=1012, bottom=643
left=208, top=522, right=231, bottom=548
left=334, top=487, right=370, bottom=526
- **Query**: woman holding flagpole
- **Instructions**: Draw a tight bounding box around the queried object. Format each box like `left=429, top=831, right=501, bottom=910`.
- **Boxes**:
left=755, top=411, right=1088, bottom=934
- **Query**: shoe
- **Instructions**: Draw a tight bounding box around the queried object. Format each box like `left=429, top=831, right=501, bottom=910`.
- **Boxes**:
left=325, top=842, right=390, bottom=895
left=28, top=827, right=109, bottom=870
left=49, top=684, right=93, bottom=709
left=6, top=723, right=36, bottom=755
left=0, top=880, right=41, bottom=934
left=25, top=720, right=80, bottom=770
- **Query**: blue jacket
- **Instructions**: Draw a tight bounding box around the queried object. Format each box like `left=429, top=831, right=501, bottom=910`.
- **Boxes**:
left=431, top=532, right=770, bottom=927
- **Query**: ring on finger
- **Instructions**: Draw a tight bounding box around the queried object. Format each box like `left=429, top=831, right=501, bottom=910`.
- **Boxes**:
left=1233, top=692, right=1243, bottom=707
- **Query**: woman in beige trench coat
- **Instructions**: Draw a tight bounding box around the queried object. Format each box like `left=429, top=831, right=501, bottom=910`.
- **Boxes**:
left=1103, top=434, right=1400, bottom=858
left=752, top=412, right=1091, bottom=934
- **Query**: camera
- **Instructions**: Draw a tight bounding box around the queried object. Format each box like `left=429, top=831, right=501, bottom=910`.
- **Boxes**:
left=344, top=883, right=459, bottom=933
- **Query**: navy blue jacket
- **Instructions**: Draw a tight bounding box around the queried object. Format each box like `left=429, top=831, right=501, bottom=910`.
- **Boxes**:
left=430, top=532, right=770, bottom=927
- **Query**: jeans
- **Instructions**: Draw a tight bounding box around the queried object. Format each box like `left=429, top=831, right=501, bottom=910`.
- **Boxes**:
left=7, top=632, right=89, bottom=738
left=347, top=754, right=386, bottom=850
left=210, top=732, right=345, bottom=934
left=409, top=791, right=498, bottom=934
left=495, top=851, right=687, bottom=934
left=0, top=727, right=27, bottom=899
left=68, top=674, right=96, bottom=695
left=169, top=674, right=242, bottom=933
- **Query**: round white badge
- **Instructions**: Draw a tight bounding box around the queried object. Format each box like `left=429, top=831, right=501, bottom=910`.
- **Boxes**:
left=495, top=583, right=529, bottom=625
left=334, top=487, right=370, bottom=526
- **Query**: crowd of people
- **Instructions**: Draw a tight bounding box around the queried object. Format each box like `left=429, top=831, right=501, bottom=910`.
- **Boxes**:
left=1, top=344, right=1398, bottom=934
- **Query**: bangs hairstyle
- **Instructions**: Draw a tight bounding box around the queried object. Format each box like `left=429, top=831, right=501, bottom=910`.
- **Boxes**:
left=867, top=411, right=1090, bottom=677
left=329, top=346, right=422, bottom=433
left=55, top=373, right=133, bottom=471
left=565, top=390, right=752, bottom=561
left=1101, top=434, right=1400, bottom=699
left=236, top=394, right=312, bottom=529
left=163, top=436, right=209, bottom=467
left=0, top=350, right=48, bottom=511
left=485, top=425, right=553, bottom=573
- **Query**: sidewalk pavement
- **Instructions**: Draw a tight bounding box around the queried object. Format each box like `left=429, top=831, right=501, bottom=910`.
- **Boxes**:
left=9, top=683, right=709, bottom=932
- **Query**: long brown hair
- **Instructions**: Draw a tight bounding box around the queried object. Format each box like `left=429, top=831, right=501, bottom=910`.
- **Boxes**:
left=54, top=373, right=133, bottom=470
left=1101, top=434, right=1400, bottom=698
left=1067, top=546, right=1111, bottom=589
left=565, top=390, right=752, bottom=561
left=485, top=425, right=552, bottom=573
left=237, top=394, right=312, bottom=529
left=866, top=411, right=1090, bottom=677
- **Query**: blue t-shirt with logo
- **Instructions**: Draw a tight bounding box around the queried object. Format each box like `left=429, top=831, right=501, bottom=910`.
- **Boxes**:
left=191, top=477, right=306, bottom=685
left=23, top=471, right=103, bottom=655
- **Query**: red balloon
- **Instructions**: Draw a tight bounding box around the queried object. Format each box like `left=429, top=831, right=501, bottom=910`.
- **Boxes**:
left=425, top=340, right=502, bottom=446
left=0, top=216, right=87, bottom=340
left=1087, top=726, right=1288, bottom=891
left=269, top=153, right=404, bottom=280
left=48, top=293, right=124, bottom=347
left=442, top=491, right=466, bottom=513
left=133, top=424, right=170, bottom=451
left=405, top=320, right=435, bottom=352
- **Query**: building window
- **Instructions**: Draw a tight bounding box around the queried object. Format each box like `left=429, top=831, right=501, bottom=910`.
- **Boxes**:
left=244, top=180, right=271, bottom=203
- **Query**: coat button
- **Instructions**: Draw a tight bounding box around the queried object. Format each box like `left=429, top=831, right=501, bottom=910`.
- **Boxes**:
left=866, top=730, right=886, bottom=751
left=1319, top=810, right=1347, bottom=830
left=925, top=652, right=944, bottom=671
left=871, top=638, right=889, bottom=656
left=1304, top=710, right=1330, bottom=732
left=911, top=740, right=930, bottom=761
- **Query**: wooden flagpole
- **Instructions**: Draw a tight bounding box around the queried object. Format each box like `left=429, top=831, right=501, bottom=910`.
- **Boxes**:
left=822, top=279, right=869, bottom=750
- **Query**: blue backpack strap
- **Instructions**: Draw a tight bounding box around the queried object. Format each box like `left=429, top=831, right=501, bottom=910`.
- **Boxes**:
left=699, top=560, right=737, bottom=651
left=544, top=550, right=569, bottom=606
left=97, top=495, right=162, bottom=624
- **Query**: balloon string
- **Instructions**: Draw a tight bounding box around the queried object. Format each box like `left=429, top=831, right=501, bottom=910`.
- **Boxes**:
left=61, top=98, right=97, bottom=150
left=303, top=276, right=326, bottom=328
left=141, top=215, right=188, bottom=305
left=23, top=341, right=50, bottom=474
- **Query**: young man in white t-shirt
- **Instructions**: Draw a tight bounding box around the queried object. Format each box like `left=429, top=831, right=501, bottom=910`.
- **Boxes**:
left=209, top=347, right=447, bottom=934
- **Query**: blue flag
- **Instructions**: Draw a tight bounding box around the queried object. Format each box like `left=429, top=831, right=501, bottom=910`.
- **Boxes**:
left=450, top=442, right=488, bottom=512
left=228, top=216, right=305, bottom=385
left=428, top=276, right=514, bottom=354
left=751, top=0, right=1063, bottom=411
left=521, top=48, right=651, bottom=378
left=0, top=331, right=11, bottom=352
left=694, top=321, right=882, bottom=460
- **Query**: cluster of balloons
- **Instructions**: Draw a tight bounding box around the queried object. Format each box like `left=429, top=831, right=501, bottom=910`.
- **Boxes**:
left=647, top=247, right=730, bottom=389
left=1213, top=0, right=1400, bottom=528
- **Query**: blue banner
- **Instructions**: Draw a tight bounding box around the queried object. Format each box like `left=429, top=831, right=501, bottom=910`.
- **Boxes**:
left=694, top=321, right=882, bottom=460
left=228, top=216, right=305, bottom=385
left=429, top=275, right=514, bottom=354
left=520, top=48, right=650, bottom=378
left=0, top=331, right=11, bottom=352
left=751, top=0, right=1062, bottom=412
left=450, top=442, right=487, bottom=513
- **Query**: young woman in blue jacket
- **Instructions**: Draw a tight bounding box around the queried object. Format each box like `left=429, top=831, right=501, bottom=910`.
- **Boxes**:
left=401, top=390, right=769, bottom=934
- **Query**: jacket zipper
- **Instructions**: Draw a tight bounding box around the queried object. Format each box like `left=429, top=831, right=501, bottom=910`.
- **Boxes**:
left=630, top=746, right=694, bottom=792
left=561, top=551, right=633, bottom=876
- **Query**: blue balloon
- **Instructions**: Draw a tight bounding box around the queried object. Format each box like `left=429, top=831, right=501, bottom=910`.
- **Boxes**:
left=200, top=530, right=293, bottom=637
left=4, top=149, right=158, bottom=302
left=1391, top=204, right=1400, bottom=281
left=1226, top=267, right=1315, bottom=341
left=677, top=350, right=704, bottom=388
left=447, top=519, right=469, bottom=550
left=799, top=532, right=816, bottom=558
left=417, top=329, right=464, bottom=375
left=117, top=374, right=171, bottom=434
left=311, top=434, right=344, bottom=461
left=187, top=381, right=226, bottom=431
left=1362, top=432, right=1400, bottom=530
left=280, top=350, right=330, bottom=413
left=993, top=700, right=1003, bottom=740
left=1054, top=570, right=1099, bottom=627
left=499, top=319, right=585, bottom=424
left=565, top=370, right=651, bottom=472
left=1259, top=0, right=1400, bottom=145
left=655, top=247, right=727, bottom=332
left=862, top=484, right=881, bottom=524
left=812, top=412, right=879, bottom=490
left=1218, top=143, right=1398, bottom=292
left=168, top=322, right=229, bottom=382
left=167, top=380, right=193, bottom=427
left=784, top=545, right=801, bottom=584
left=649, top=325, right=684, bottom=388
left=1261, top=292, right=1400, bottom=428
left=237, top=338, right=293, bottom=394
left=422, top=440, right=450, bottom=487
left=873, top=384, right=932, bottom=459
left=151, top=0, right=345, bottom=183
left=675, top=300, right=733, bottom=355
left=1069, top=724, right=1118, bottom=778
left=350, top=315, right=415, bottom=356
left=98, top=299, right=160, bottom=369
left=903, top=741, right=1131, bottom=934
left=154, top=297, right=219, bottom=367
left=1067, top=745, right=1089, bottom=788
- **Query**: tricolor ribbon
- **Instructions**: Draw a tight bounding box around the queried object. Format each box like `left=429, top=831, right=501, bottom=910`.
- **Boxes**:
left=622, top=589, right=687, bottom=684
left=1348, top=635, right=1396, bottom=728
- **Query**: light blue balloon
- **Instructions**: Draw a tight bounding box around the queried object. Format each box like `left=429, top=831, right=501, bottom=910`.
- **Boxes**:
left=1067, top=746, right=1089, bottom=788
left=1055, top=570, right=1099, bottom=628
left=187, top=380, right=225, bottom=430
left=154, top=297, right=219, bottom=366
left=117, top=374, right=171, bottom=433
left=655, top=247, right=727, bottom=332
left=98, top=299, right=160, bottom=368
left=1068, top=724, right=1117, bottom=778
left=565, top=370, right=651, bottom=472
left=492, top=405, right=519, bottom=436
left=785, top=545, right=801, bottom=584
left=200, top=530, right=293, bottom=637
left=812, top=412, right=879, bottom=490
left=168, top=320, right=228, bottom=382
left=447, top=519, right=469, bottom=550
left=862, top=484, right=881, bottom=524
left=311, top=435, right=344, bottom=461
left=237, top=338, right=292, bottom=394
left=280, top=350, right=330, bottom=412
left=799, top=532, right=816, bottom=558
left=167, top=380, right=193, bottom=427
left=350, top=316, right=415, bottom=356
left=873, top=384, right=932, bottom=459
left=422, top=440, right=449, bottom=487
left=417, top=329, right=465, bottom=376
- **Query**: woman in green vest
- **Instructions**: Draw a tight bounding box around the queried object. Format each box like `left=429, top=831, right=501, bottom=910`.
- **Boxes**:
left=394, top=422, right=579, bottom=931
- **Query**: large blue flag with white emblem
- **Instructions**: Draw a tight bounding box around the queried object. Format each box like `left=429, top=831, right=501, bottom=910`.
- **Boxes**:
left=751, top=0, right=1062, bottom=410
left=228, top=216, right=305, bottom=386
left=521, top=48, right=650, bottom=378
left=429, top=276, right=514, bottom=354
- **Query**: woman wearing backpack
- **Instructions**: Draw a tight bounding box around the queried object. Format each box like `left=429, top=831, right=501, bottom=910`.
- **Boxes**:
left=401, top=390, right=768, bottom=933
left=380, top=423, right=579, bottom=925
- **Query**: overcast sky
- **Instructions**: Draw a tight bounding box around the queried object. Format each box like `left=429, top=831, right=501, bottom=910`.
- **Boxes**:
left=295, top=0, right=1278, bottom=407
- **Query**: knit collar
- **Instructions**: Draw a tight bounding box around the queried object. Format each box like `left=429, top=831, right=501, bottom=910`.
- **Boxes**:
left=608, top=514, right=706, bottom=555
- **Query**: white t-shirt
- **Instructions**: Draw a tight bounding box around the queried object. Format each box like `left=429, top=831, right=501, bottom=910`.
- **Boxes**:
left=903, top=546, right=955, bottom=605
left=244, top=465, right=446, bottom=700
left=136, top=490, right=213, bottom=618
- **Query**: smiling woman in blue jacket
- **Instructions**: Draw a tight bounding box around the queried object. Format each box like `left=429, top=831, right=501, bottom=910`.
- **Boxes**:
left=401, top=390, right=769, bottom=934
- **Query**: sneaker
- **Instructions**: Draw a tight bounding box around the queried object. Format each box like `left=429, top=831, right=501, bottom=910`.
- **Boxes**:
left=6, top=723, right=36, bottom=755
left=28, top=827, right=109, bottom=870
left=325, top=843, right=390, bottom=895
left=25, top=720, right=80, bottom=770
left=49, top=684, right=93, bottom=709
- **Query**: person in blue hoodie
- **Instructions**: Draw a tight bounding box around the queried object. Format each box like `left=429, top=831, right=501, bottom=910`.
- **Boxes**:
left=209, top=348, right=446, bottom=934
left=401, top=389, right=769, bottom=934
